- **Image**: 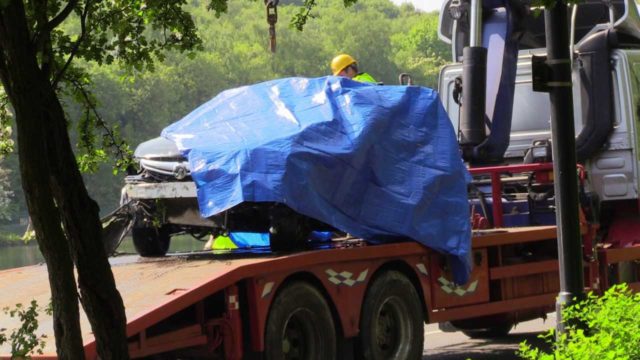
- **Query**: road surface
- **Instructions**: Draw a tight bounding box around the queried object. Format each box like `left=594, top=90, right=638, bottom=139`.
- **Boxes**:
left=423, top=314, right=556, bottom=359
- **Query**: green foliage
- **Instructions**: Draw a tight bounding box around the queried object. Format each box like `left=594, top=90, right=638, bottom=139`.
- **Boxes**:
left=48, top=0, right=208, bottom=174
left=62, top=68, right=132, bottom=174
left=22, top=224, right=36, bottom=243
left=0, top=161, right=15, bottom=222
left=0, top=94, right=21, bottom=222
left=290, top=0, right=357, bottom=31
left=0, top=300, right=51, bottom=359
left=391, top=9, right=448, bottom=87
left=518, top=284, right=640, bottom=360
left=0, top=230, right=25, bottom=245
left=50, top=0, right=203, bottom=72
left=0, top=95, right=13, bottom=157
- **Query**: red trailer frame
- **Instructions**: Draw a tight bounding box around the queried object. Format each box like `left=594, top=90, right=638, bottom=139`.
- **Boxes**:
left=2, top=164, right=639, bottom=359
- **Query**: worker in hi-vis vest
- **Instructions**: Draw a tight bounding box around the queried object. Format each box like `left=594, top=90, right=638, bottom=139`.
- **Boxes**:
left=331, top=54, right=377, bottom=83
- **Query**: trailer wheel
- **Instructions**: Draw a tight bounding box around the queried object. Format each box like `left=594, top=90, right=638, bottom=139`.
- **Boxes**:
left=358, top=271, right=423, bottom=360
left=461, top=323, right=513, bottom=339
left=132, top=226, right=171, bottom=257
left=265, top=282, right=336, bottom=360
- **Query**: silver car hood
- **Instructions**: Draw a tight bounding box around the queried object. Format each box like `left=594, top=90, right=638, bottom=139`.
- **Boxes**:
left=134, top=137, right=190, bottom=179
left=134, top=137, right=184, bottom=160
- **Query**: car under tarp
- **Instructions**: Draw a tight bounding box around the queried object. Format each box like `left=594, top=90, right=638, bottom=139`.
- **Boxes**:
left=162, top=76, right=472, bottom=283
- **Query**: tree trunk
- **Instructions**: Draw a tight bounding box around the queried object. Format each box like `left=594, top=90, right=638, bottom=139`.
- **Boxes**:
left=22, top=174, right=85, bottom=359
left=0, top=1, right=129, bottom=359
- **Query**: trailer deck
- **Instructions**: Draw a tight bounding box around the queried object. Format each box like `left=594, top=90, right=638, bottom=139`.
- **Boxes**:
left=1, top=225, right=636, bottom=359
left=1, top=252, right=280, bottom=358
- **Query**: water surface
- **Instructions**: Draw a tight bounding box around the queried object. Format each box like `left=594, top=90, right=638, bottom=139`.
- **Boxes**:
left=0, top=235, right=209, bottom=270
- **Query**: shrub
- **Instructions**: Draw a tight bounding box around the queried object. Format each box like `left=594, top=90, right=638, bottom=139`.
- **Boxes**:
left=518, top=284, right=640, bottom=360
left=0, top=300, right=50, bottom=359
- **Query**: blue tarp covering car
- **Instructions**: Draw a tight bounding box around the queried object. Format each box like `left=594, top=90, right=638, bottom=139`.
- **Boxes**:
left=162, top=76, right=472, bottom=283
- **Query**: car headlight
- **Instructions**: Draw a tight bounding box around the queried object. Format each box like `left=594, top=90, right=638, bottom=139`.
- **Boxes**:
left=173, top=165, right=188, bottom=180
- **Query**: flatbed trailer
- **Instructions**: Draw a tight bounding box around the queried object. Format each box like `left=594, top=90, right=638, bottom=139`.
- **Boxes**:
left=3, top=222, right=638, bottom=359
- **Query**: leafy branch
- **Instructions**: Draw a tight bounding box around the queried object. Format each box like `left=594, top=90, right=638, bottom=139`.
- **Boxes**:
left=53, top=0, right=93, bottom=88
left=36, top=0, right=78, bottom=44
left=0, top=300, right=51, bottom=359
left=519, top=284, right=640, bottom=360
left=0, top=94, right=14, bottom=158
left=291, top=0, right=357, bottom=31
left=66, top=72, right=133, bottom=174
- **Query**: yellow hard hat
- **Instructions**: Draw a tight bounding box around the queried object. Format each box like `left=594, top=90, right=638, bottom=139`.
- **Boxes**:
left=331, top=54, right=357, bottom=76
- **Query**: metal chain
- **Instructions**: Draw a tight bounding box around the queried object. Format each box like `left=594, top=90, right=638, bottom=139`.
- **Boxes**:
left=265, top=0, right=278, bottom=52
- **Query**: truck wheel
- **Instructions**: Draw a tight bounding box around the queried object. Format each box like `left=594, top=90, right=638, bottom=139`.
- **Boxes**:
left=358, top=271, right=423, bottom=360
left=132, top=226, right=171, bottom=257
left=461, top=323, right=513, bottom=339
left=265, top=282, right=336, bottom=360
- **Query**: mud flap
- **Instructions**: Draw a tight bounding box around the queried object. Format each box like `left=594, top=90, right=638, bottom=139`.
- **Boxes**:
left=101, top=202, right=135, bottom=255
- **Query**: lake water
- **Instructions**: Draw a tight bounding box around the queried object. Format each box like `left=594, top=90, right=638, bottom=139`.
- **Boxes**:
left=0, top=244, right=45, bottom=270
left=0, top=235, right=209, bottom=270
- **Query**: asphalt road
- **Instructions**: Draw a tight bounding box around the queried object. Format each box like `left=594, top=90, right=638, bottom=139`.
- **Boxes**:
left=423, top=314, right=556, bottom=360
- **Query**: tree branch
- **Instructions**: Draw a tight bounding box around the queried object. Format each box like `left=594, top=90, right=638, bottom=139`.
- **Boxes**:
left=43, top=0, right=78, bottom=38
left=67, top=76, right=132, bottom=168
left=53, top=1, right=91, bottom=88
left=32, top=0, right=94, bottom=88
left=32, top=0, right=78, bottom=58
left=31, top=0, right=55, bottom=77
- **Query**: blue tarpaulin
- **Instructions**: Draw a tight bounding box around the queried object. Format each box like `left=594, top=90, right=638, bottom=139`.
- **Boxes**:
left=162, top=76, right=472, bottom=283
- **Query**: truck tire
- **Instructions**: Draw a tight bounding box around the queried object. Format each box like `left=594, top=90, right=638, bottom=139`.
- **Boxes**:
left=132, top=226, right=171, bottom=257
left=357, top=271, right=423, bottom=360
left=461, top=323, right=513, bottom=339
left=265, top=282, right=337, bottom=360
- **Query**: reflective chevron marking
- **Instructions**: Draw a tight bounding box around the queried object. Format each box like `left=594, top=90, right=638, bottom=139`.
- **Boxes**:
left=326, top=269, right=369, bottom=286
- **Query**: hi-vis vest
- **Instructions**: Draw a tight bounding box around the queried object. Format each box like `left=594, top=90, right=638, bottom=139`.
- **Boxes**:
left=353, top=72, right=377, bottom=84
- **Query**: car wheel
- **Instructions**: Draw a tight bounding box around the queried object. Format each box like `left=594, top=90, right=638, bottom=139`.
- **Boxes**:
left=268, top=207, right=310, bottom=251
left=132, top=226, right=171, bottom=257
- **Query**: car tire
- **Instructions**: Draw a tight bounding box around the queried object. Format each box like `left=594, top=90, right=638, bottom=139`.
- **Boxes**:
left=132, top=226, right=171, bottom=257
left=268, top=207, right=310, bottom=251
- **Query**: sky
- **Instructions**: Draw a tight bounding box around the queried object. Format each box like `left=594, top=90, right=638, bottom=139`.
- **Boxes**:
left=390, top=0, right=444, bottom=12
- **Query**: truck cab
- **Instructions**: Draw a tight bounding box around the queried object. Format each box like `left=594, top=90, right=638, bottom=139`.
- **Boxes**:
left=438, top=0, right=640, bottom=234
